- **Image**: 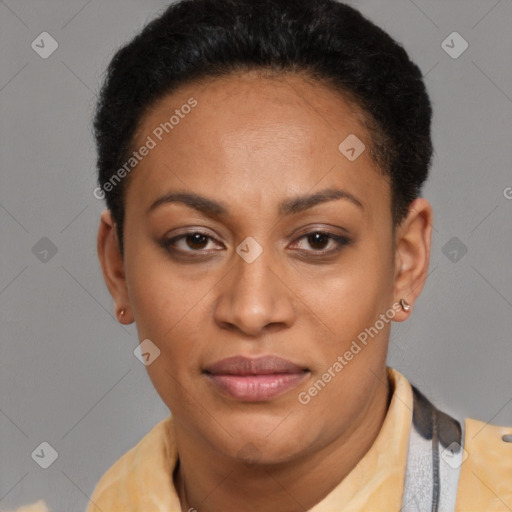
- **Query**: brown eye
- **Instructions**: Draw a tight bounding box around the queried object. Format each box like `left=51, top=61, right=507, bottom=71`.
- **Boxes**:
left=290, top=230, right=351, bottom=255
left=161, top=230, right=223, bottom=256
left=185, top=233, right=209, bottom=250
left=159, top=231, right=225, bottom=261
left=306, top=232, right=330, bottom=250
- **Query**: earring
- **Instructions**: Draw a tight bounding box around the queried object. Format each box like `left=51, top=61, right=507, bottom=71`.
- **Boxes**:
left=117, top=308, right=126, bottom=321
left=399, top=299, right=411, bottom=312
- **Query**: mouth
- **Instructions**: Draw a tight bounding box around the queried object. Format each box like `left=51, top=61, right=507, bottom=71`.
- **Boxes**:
left=203, top=355, right=310, bottom=402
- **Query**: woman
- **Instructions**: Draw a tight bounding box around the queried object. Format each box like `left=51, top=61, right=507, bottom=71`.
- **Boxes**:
left=86, top=0, right=511, bottom=510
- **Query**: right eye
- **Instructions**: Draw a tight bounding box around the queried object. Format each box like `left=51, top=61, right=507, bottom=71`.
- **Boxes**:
left=161, top=231, right=224, bottom=257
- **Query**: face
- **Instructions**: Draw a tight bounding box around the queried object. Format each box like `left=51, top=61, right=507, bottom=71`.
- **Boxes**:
left=108, top=71, right=407, bottom=464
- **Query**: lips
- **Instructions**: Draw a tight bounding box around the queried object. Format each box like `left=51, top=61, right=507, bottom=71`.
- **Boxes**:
left=204, top=355, right=307, bottom=375
left=204, top=356, right=309, bottom=401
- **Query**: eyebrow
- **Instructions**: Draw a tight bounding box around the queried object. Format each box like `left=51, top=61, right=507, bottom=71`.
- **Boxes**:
left=147, top=187, right=364, bottom=217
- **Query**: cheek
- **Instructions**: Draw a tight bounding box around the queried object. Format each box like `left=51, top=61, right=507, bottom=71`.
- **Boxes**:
left=129, top=275, right=208, bottom=362
left=296, top=271, right=392, bottom=444
left=301, top=238, right=394, bottom=414
left=124, top=237, right=199, bottom=339
left=311, top=246, right=393, bottom=337
left=124, top=246, right=215, bottom=377
left=126, top=259, right=210, bottom=414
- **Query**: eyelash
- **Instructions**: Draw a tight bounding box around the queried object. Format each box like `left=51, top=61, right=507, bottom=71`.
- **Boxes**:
left=160, top=229, right=351, bottom=258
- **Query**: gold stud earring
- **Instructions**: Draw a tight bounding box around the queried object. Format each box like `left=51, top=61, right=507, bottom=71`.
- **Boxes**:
left=400, top=299, right=411, bottom=312
left=117, top=308, right=126, bottom=321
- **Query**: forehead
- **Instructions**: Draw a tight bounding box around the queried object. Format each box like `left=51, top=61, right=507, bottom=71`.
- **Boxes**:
left=127, top=71, right=390, bottom=220
left=136, top=70, right=368, bottom=154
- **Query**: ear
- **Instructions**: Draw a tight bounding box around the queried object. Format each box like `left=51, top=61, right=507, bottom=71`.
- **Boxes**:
left=97, top=209, right=133, bottom=324
left=392, top=198, right=433, bottom=322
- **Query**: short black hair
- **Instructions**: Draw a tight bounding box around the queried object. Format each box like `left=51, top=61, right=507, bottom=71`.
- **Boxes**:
left=94, top=0, right=433, bottom=255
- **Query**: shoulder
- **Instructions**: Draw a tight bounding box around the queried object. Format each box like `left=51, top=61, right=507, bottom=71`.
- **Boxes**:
left=456, top=418, right=512, bottom=511
left=86, top=416, right=179, bottom=512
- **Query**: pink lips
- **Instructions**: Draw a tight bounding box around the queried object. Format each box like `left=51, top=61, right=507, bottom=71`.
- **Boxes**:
left=204, top=355, right=309, bottom=401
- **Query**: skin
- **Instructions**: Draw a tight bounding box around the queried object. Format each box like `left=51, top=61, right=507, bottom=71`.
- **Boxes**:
left=97, top=70, right=432, bottom=512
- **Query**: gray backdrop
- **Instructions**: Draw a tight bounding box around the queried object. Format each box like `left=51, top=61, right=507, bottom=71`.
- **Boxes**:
left=1, top=0, right=511, bottom=510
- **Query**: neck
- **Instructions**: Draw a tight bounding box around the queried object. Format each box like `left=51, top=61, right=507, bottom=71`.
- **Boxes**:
left=174, top=368, right=391, bottom=512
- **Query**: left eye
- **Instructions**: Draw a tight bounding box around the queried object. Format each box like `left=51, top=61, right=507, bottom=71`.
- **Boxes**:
left=290, top=231, right=350, bottom=253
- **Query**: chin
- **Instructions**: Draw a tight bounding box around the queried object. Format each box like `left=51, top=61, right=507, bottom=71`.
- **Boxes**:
left=219, top=423, right=310, bottom=466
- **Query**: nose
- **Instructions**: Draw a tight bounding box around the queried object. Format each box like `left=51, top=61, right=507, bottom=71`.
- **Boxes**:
left=213, top=245, right=296, bottom=337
